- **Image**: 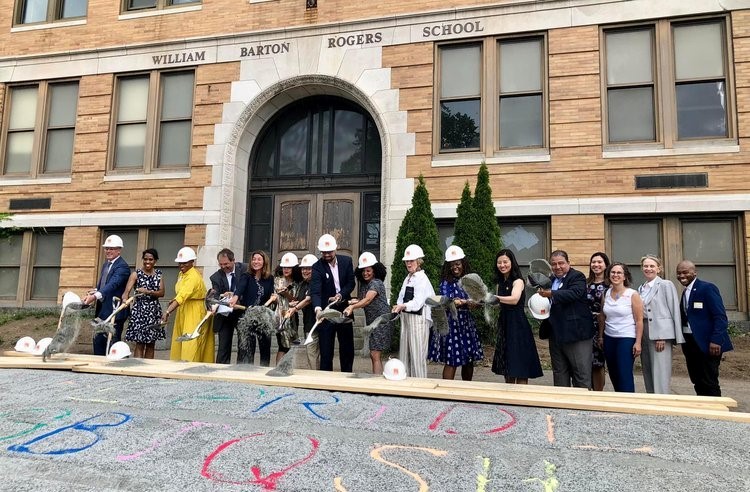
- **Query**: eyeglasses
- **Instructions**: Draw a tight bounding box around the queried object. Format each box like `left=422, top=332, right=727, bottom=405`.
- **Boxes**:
left=610, top=271, right=625, bottom=276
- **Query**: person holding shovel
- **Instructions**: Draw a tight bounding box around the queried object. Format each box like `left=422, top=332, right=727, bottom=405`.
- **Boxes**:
left=162, top=247, right=215, bottom=362
left=122, top=248, right=165, bottom=359
left=83, top=234, right=131, bottom=356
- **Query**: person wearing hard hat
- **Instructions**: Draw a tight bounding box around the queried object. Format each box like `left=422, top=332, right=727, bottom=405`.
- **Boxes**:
left=344, top=252, right=392, bottom=375
left=295, top=253, right=320, bottom=369
left=491, top=249, right=543, bottom=384
left=83, top=234, right=132, bottom=356
left=392, top=244, right=435, bottom=378
left=209, top=248, right=245, bottom=364
left=427, top=245, right=483, bottom=381
left=537, top=250, right=594, bottom=388
left=310, top=233, right=355, bottom=372
left=162, top=247, right=215, bottom=362
left=273, top=252, right=304, bottom=364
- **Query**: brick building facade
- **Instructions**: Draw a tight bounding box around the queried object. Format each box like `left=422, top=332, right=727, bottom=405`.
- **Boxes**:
left=1, top=0, right=748, bottom=319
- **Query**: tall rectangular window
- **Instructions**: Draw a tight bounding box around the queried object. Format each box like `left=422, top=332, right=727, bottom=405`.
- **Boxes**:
left=15, top=0, right=87, bottom=25
left=605, top=28, right=656, bottom=143
left=111, top=70, right=194, bottom=173
left=439, top=44, right=481, bottom=152
left=498, top=38, right=544, bottom=148
left=603, top=17, right=732, bottom=147
left=0, top=230, right=63, bottom=306
left=1, top=81, right=79, bottom=177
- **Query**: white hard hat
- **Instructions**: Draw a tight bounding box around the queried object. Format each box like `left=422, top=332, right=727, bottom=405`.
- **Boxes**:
left=106, top=341, right=132, bottom=360
left=444, top=245, right=465, bottom=262
left=358, top=252, right=378, bottom=269
left=383, top=358, right=407, bottom=381
left=31, top=337, right=53, bottom=355
left=300, top=254, right=318, bottom=267
left=402, top=244, right=424, bottom=261
left=280, top=252, right=299, bottom=267
left=102, top=234, right=124, bottom=248
left=174, top=247, right=197, bottom=263
left=317, top=234, right=337, bottom=252
left=527, top=293, right=551, bottom=320
left=15, top=336, right=36, bottom=353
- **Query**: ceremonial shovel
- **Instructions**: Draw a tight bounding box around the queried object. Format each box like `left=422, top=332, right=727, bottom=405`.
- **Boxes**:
left=175, top=297, right=246, bottom=342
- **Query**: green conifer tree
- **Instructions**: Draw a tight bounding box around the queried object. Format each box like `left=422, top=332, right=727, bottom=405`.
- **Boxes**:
left=390, top=175, right=442, bottom=305
left=471, top=163, right=502, bottom=286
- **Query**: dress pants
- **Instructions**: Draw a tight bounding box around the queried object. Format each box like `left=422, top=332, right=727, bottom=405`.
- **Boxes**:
left=640, top=319, right=673, bottom=394
left=237, top=333, right=271, bottom=366
left=93, top=319, right=124, bottom=356
left=399, top=313, right=429, bottom=378
left=603, top=334, right=636, bottom=392
left=548, top=337, right=592, bottom=388
left=682, top=333, right=722, bottom=396
left=318, top=321, right=354, bottom=372
left=214, top=323, right=235, bottom=364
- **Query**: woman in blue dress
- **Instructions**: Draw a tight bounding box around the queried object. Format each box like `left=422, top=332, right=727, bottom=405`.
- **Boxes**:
left=123, top=248, right=165, bottom=359
left=491, top=248, right=543, bottom=383
left=428, top=245, right=483, bottom=381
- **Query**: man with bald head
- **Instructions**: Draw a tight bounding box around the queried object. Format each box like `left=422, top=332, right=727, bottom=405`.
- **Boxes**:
left=676, top=260, right=734, bottom=396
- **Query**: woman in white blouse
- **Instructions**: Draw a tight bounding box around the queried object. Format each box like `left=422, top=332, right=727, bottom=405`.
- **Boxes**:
left=392, top=244, right=435, bottom=378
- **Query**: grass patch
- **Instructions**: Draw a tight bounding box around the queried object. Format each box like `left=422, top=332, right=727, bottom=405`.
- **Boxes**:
left=0, top=308, right=58, bottom=327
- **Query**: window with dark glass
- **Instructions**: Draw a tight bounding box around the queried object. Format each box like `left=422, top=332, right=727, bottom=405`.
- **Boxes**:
left=439, top=44, right=481, bottom=152
left=123, top=0, right=199, bottom=12
left=251, top=96, right=381, bottom=179
left=0, top=230, right=63, bottom=306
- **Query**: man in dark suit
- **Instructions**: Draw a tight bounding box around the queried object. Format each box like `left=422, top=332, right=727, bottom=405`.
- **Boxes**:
left=210, top=248, right=245, bottom=364
left=83, top=234, right=131, bottom=356
left=676, top=260, right=734, bottom=396
left=538, top=250, right=593, bottom=388
left=310, top=233, right=355, bottom=372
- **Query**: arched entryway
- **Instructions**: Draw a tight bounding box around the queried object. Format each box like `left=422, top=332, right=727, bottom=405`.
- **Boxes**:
left=245, top=95, right=382, bottom=264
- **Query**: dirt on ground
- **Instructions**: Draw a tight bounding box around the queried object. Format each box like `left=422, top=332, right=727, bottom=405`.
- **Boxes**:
left=2, top=313, right=748, bottom=380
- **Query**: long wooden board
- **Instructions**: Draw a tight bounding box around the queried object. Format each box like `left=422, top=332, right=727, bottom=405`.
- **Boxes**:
left=2, top=356, right=747, bottom=422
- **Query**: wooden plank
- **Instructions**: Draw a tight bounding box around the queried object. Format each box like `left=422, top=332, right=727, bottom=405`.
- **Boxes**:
left=0, top=357, right=87, bottom=370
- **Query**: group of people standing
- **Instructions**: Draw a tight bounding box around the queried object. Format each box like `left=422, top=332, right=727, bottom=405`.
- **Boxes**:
left=84, top=234, right=734, bottom=396
left=539, top=250, right=733, bottom=397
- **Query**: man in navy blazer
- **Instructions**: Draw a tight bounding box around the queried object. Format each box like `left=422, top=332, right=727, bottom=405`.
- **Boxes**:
left=83, top=234, right=131, bottom=356
left=676, top=260, right=734, bottom=396
left=210, top=248, right=245, bottom=364
left=310, top=233, right=355, bottom=372
left=538, top=250, right=594, bottom=388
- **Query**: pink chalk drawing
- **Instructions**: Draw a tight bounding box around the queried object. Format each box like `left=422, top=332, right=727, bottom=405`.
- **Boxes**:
left=201, top=433, right=320, bottom=490
left=428, top=404, right=517, bottom=435
left=366, top=405, right=388, bottom=424
left=116, top=421, right=215, bottom=462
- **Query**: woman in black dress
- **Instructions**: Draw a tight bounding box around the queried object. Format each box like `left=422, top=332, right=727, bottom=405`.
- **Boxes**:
left=491, top=248, right=543, bottom=384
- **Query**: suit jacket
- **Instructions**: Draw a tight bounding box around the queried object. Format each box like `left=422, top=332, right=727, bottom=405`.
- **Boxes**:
left=640, top=276, right=685, bottom=344
left=210, top=262, right=245, bottom=332
left=235, top=272, right=274, bottom=307
left=547, top=268, right=593, bottom=344
left=96, top=255, right=131, bottom=322
left=682, top=278, right=733, bottom=354
left=310, top=254, right=355, bottom=310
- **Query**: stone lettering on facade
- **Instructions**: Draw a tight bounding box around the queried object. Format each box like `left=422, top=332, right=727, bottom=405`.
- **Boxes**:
left=326, top=32, right=383, bottom=48
left=421, top=21, right=484, bottom=38
left=152, top=51, right=206, bottom=65
left=239, top=42, right=291, bottom=57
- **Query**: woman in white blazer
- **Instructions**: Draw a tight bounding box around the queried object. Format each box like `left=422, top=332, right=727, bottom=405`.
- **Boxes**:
left=639, top=255, right=685, bottom=394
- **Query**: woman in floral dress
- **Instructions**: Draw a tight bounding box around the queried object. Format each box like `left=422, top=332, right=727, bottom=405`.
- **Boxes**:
left=428, top=245, right=483, bottom=381
left=123, top=248, right=165, bottom=359
left=587, top=251, right=610, bottom=391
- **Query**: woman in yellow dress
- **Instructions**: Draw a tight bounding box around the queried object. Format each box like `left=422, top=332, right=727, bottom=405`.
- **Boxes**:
left=161, top=247, right=214, bottom=362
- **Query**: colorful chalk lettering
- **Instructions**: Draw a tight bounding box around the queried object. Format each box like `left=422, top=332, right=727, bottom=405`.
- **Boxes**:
left=116, top=421, right=212, bottom=462
left=0, top=409, right=71, bottom=442
left=370, top=444, right=448, bottom=492
left=8, top=412, right=131, bottom=455
left=428, top=404, right=517, bottom=435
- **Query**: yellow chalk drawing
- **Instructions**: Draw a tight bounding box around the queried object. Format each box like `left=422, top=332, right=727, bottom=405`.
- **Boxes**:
left=371, top=444, right=448, bottom=492
left=523, top=460, right=559, bottom=492
left=476, top=456, right=491, bottom=492
left=333, top=476, right=347, bottom=491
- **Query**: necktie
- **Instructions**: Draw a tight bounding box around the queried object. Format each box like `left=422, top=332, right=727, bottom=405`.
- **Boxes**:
left=680, top=290, right=688, bottom=326
left=229, top=272, right=235, bottom=292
